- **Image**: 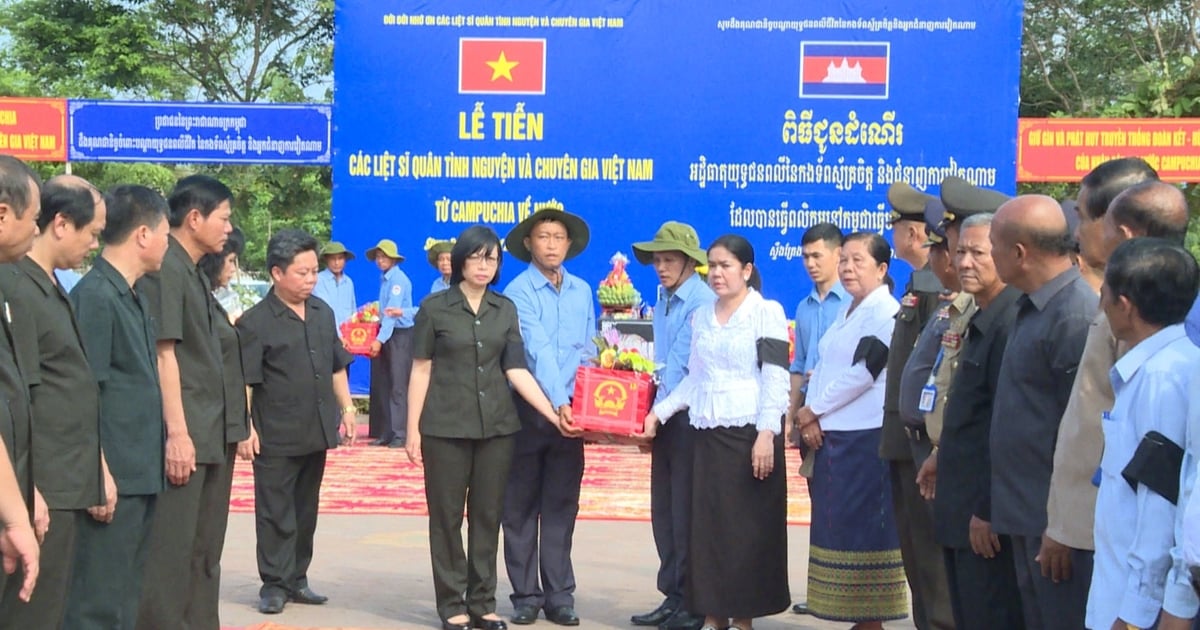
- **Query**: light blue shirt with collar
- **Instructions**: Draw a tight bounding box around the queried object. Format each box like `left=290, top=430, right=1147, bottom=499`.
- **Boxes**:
left=313, top=268, right=357, bottom=332
left=503, top=265, right=596, bottom=409
left=376, top=265, right=414, bottom=343
left=1186, top=295, right=1200, bottom=347
left=1086, top=324, right=1200, bottom=629
left=789, top=282, right=849, bottom=375
left=430, top=277, right=451, bottom=294
left=653, top=272, right=714, bottom=402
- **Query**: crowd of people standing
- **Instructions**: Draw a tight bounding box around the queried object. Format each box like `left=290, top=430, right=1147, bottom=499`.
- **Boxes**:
left=3, top=149, right=1200, bottom=630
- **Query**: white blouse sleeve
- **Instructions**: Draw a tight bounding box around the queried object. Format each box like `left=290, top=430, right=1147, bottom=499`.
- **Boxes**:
left=652, top=309, right=701, bottom=422
left=807, top=306, right=894, bottom=418
left=755, top=300, right=791, bottom=433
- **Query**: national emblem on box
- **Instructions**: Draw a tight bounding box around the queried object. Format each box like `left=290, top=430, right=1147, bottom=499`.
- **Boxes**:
left=571, top=328, right=656, bottom=442
left=339, top=302, right=381, bottom=355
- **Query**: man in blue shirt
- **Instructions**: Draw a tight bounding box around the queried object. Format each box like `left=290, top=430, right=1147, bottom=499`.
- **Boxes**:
left=312, top=241, right=357, bottom=336
left=427, top=239, right=454, bottom=295
left=628, top=222, right=714, bottom=630
left=366, top=239, right=413, bottom=448
left=785, top=222, right=846, bottom=447
left=1086, top=238, right=1200, bottom=630
left=502, top=207, right=593, bottom=627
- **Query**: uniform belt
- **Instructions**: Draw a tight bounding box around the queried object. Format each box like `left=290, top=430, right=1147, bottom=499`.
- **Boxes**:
left=904, top=424, right=929, bottom=442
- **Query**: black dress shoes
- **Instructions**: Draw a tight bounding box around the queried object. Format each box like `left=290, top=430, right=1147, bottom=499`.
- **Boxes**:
left=289, top=586, right=328, bottom=605
left=631, top=600, right=677, bottom=626
left=370, top=437, right=390, bottom=446
left=511, top=606, right=539, bottom=625
left=388, top=437, right=407, bottom=448
left=544, top=606, right=580, bottom=626
left=660, top=609, right=703, bottom=630
left=791, top=602, right=810, bottom=615
left=258, top=591, right=286, bottom=614
left=442, top=618, right=471, bottom=630
left=472, top=616, right=509, bottom=630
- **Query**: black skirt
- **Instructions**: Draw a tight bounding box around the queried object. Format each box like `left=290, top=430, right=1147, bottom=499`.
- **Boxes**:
left=687, top=424, right=789, bottom=619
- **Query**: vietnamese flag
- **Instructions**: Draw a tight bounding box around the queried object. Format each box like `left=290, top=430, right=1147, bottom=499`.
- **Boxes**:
left=459, top=38, right=546, bottom=94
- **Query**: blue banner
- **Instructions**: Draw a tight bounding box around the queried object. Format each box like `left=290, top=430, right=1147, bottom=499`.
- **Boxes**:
left=332, top=1, right=1023, bottom=394
left=68, top=100, right=332, bottom=164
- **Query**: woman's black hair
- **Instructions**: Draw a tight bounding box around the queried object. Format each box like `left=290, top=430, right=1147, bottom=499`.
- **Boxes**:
left=198, top=227, right=245, bottom=288
left=708, top=233, right=762, bottom=292
left=843, top=231, right=894, bottom=291
left=450, top=225, right=503, bottom=286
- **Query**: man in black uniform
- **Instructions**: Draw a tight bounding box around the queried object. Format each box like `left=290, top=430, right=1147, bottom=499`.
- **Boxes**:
left=65, top=184, right=171, bottom=630
left=237, top=229, right=356, bottom=614
left=0, top=154, right=41, bottom=602
left=0, top=175, right=109, bottom=628
left=136, top=175, right=234, bottom=630
left=875, top=180, right=954, bottom=630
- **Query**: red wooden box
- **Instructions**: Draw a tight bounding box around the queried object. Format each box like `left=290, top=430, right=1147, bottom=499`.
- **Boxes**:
left=339, top=322, right=380, bottom=355
left=571, top=366, right=656, bottom=438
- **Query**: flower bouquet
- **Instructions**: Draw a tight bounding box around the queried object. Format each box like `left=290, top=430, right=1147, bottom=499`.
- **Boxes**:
left=571, top=328, right=657, bottom=444
left=340, top=302, right=381, bottom=355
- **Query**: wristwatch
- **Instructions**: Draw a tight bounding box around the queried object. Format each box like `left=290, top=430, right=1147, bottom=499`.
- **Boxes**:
left=340, top=405, right=356, bottom=415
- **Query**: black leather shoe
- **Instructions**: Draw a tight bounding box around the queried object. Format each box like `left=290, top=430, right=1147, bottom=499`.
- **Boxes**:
left=370, top=437, right=390, bottom=446
left=544, top=606, right=580, bottom=626
left=388, top=437, right=407, bottom=448
left=660, top=609, right=703, bottom=630
left=511, top=606, right=538, bottom=625
left=289, top=586, right=328, bottom=605
left=442, top=618, right=471, bottom=630
left=791, top=602, right=810, bottom=615
left=472, top=616, right=509, bottom=630
left=258, top=591, right=286, bottom=614
left=631, top=600, right=677, bottom=626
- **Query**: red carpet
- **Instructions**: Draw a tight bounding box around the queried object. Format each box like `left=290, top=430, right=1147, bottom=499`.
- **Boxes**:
left=229, top=426, right=812, bottom=525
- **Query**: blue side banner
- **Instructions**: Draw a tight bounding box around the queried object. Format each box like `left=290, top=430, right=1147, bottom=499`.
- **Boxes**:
left=68, top=100, right=332, bottom=164
left=333, top=1, right=1022, bottom=394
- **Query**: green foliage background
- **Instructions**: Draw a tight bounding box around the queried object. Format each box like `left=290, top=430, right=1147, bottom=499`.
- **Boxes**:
left=1, top=0, right=1199, bottom=266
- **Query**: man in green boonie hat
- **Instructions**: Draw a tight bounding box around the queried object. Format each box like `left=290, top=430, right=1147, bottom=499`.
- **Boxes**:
left=627, top=221, right=713, bottom=630
left=425, top=239, right=454, bottom=294
left=364, top=238, right=413, bottom=448
left=313, top=241, right=357, bottom=337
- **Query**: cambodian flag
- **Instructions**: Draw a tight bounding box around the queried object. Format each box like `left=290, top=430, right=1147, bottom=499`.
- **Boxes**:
left=800, top=42, right=890, bottom=99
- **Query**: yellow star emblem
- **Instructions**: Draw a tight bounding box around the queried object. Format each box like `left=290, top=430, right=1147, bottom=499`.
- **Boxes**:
left=486, top=51, right=519, bottom=82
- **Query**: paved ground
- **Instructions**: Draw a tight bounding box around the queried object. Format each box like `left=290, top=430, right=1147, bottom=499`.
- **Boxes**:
left=218, top=513, right=918, bottom=630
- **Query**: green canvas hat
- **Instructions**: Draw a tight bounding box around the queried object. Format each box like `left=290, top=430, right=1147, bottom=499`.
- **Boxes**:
left=365, top=239, right=405, bottom=262
left=939, top=176, right=1011, bottom=226
left=631, top=221, right=707, bottom=266
left=320, top=241, right=355, bottom=261
left=426, top=240, right=455, bottom=267
left=504, top=207, right=590, bottom=263
left=886, top=181, right=936, bottom=224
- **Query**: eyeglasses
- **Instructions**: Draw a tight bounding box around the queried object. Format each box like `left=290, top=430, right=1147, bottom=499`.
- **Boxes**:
left=466, top=253, right=500, bottom=266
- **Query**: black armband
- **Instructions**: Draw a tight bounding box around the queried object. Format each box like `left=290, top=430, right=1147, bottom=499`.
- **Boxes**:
left=1122, top=430, right=1184, bottom=504
left=852, top=336, right=889, bottom=379
left=756, top=337, right=789, bottom=369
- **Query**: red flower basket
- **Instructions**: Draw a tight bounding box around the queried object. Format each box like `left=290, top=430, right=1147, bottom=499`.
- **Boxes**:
left=340, top=321, right=380, bottom=356
left=571, top=366, right=656, bottom=442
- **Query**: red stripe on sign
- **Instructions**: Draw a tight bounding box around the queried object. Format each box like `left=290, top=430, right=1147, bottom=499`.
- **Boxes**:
left=460, top=39, right=546, bottom=94
left=801, top=56, right=888, bottom=84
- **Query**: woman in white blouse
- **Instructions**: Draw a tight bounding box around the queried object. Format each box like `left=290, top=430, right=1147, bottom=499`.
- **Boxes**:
left=794, top=232, right=906, bottom=628
left=643, top=234, right=791, bottom=630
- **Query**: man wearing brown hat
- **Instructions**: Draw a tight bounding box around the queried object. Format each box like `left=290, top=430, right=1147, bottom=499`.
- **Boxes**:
left=365, top=239, right=413, bottom=448
left=501, top=207, right=592, bottom=626
left=427, top=239, right=454, bottom=295
left=875, top=181, right=954, bottom=630
left=628, top=222, right=714, bottom=630
left=313, top=241, right=357, bottom=338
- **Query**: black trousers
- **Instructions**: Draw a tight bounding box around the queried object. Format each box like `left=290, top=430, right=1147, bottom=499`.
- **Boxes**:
left=64, top=494, right=157, bottom=630
left=371, top=328, right=414, bottom=442
left=650, top=411, right=694, bottom=607
left=253, top=450, right=328, bottom=597
left=943, top=540, right=1025, bottom=630
left=424, top=434, right=515, bottom=620
left=502, top=407, right=585, bottom=610
left=136, top=449, right=234, bottom=630
left=0, top=508, right=81, bottom=629
left=888, top=457, right=955, bottom=630
left=1010, top=534, right=1092, bottom=630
